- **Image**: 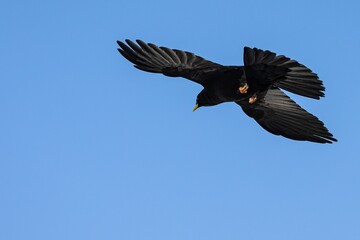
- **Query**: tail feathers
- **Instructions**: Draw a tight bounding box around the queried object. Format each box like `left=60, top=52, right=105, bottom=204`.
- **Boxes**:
left=273, top=55, right=325, bottom=99
left=244, top=47, right=325, bottom=99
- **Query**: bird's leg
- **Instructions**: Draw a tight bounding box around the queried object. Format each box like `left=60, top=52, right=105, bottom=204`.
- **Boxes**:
left=239, top=82, right=249, bottom=94
left=249, top=93, right=257, bottom=104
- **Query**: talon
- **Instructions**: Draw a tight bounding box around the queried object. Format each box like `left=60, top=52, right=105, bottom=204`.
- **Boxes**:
left=239, top=83, right=249, bottom=94
left=249, top=94, right=257, bottom=104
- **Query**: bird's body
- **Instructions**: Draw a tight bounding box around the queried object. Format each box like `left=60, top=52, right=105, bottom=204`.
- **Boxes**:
left=195, top=67, right=247, bottom=104
left=117, top=39, right=337, bottom=144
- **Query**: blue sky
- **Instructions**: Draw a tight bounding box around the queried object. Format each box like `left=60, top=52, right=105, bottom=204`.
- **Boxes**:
left=1, top=0, right=360, bottom=239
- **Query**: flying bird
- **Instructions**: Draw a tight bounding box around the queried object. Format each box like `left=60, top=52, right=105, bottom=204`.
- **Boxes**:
left=117, top=39, right=337, bottom=144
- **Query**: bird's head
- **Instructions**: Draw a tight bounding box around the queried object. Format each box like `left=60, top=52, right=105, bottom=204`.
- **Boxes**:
left=193, top=89, right=215, bottom=112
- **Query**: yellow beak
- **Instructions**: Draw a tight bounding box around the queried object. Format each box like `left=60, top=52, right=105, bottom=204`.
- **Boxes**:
left=192, top=103, right=199, bottom=112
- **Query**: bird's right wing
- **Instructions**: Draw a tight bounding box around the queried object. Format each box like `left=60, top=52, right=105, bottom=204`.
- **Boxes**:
left=117, top=40, right=223, bottom=85
left=236, top=88, right=337, bottom=144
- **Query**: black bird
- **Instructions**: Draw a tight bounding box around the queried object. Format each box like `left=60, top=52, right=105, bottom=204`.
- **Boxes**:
left=117, top=39, right=337, bottom=144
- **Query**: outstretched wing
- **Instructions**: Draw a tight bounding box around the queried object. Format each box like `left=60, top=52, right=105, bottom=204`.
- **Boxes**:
left=117, top=39, right=223, bottom=85
left=243, top=47, right=325, bottom=99
left=236, top=88, right=337, bottom=144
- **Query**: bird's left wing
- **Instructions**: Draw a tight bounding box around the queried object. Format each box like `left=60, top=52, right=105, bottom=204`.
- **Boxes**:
left=117, top=40, right=223, bottom=85
left=236, top=88, right=337, bottom=144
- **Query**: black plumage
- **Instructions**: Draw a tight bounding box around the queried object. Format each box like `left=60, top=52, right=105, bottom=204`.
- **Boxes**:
left=117, top=39, right=337, bottom=144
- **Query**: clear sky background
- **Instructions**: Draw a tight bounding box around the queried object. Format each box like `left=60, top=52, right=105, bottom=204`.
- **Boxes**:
left=1, top=0, right=360, bottom=240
